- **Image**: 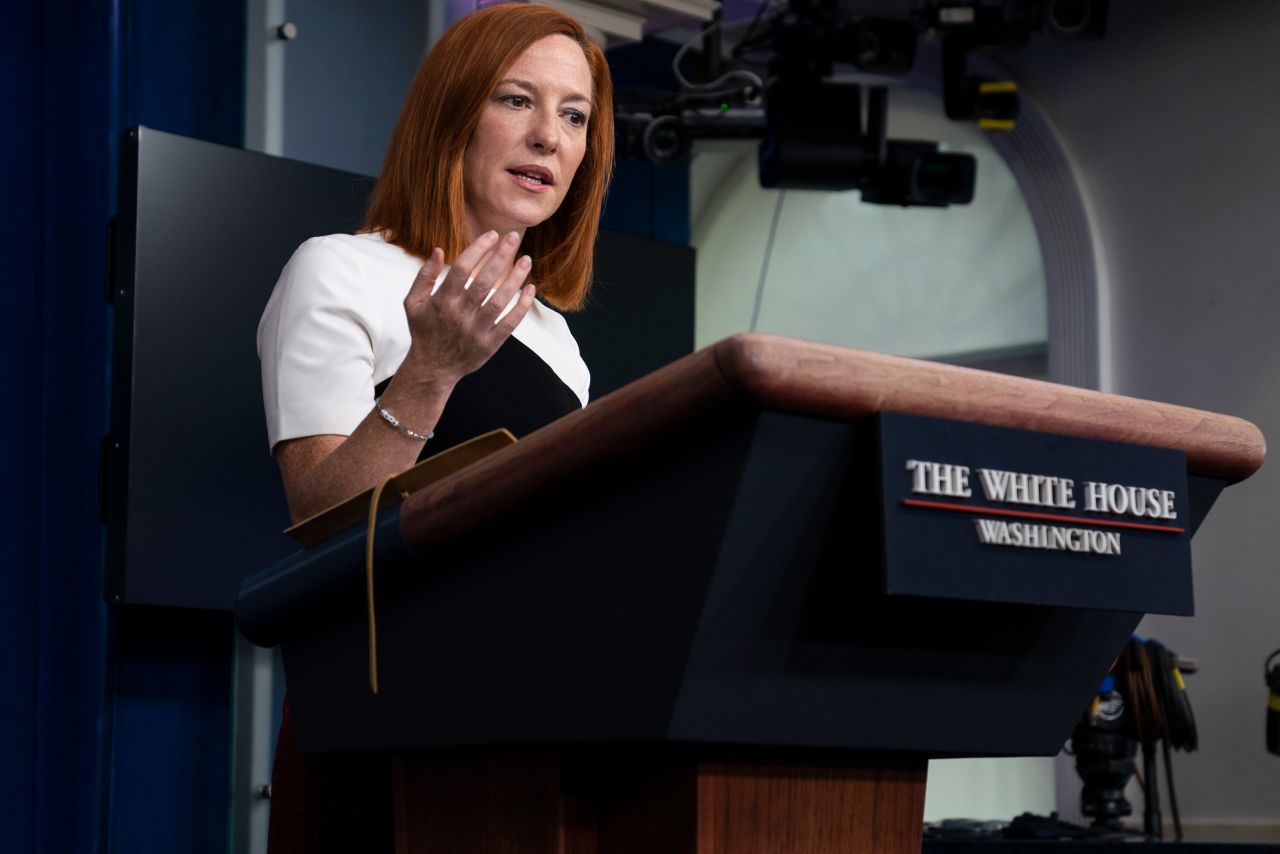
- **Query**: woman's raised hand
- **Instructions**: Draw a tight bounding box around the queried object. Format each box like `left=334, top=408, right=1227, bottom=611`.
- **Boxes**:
left=271, top=231, right=534, bottom=522
left=399, top=230, right=537, bottom=388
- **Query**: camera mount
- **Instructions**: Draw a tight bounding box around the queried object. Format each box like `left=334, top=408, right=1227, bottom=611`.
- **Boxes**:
left=614, top=0, right=1106, bottom=205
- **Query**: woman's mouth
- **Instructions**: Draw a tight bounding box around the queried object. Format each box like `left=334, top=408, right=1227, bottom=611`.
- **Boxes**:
left=507, top=167, right=553, bottom=190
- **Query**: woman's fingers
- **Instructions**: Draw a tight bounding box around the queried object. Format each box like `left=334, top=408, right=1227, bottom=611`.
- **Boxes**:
left=404, top=248, right=445, bottom=306
left=436, top=230, right=501, bottom=297
left=402, top=232, right=531, bottom=379
left=494, top=284, right=537, bottom=338
left=480, top=254, right=532, bottom=322
left=467, top=231, right=522, bottom=305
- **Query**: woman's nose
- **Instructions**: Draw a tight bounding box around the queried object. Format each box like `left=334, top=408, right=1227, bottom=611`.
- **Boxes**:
left=527, top=109, right=558, bottom=152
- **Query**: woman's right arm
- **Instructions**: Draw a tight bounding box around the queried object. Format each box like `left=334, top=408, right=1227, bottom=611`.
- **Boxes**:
left=274, top=229, right=535, bottom=523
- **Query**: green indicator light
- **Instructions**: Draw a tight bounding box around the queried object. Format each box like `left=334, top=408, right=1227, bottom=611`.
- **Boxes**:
left=720, top=103, right=729, bottom=111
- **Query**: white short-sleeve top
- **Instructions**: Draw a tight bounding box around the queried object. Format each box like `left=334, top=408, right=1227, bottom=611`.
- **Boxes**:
left=257, top=231, right=590, bottom=450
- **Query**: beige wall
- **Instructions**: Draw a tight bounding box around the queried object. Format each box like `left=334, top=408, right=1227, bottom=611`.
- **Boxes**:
left=997, top=0, right=1280, bottom=830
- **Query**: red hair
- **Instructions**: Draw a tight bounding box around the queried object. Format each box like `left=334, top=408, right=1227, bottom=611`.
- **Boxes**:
left=364, top=3, right=614, bottom=311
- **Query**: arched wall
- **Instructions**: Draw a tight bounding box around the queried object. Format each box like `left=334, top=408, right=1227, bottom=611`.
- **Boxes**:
left=908, top=41, right=1102, bottom=388
left=691, top=94, right=1050, bottom=364
left=691, top=40, right=1101, bottom=383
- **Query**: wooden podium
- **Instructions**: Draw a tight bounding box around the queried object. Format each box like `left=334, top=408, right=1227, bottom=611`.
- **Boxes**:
left=238, top=333, right=1265, bottom=854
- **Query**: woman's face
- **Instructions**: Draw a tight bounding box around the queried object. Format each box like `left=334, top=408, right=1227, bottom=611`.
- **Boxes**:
left=462, top=34, right=593, bottom=243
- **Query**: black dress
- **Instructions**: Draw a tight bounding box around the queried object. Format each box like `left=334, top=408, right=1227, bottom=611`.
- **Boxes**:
left=267, top=335, right=584, bottom=854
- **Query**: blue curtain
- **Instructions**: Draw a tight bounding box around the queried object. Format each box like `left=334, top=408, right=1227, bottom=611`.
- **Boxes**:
left=0, top=1, right=111, bottom=850
left=0, top=2, right=243, bottom=851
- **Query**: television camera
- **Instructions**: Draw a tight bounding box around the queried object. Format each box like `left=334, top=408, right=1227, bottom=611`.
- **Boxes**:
left=615, top=0, right=1107, bottom=206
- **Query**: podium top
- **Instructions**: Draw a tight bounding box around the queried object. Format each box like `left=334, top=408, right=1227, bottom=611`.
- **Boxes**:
left=397, top=333, right=1264, bottom=555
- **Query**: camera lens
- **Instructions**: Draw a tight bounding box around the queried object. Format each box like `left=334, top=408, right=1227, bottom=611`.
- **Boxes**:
left=643, top=115, right=690, bottom=164
left=912, top=153, right=975, bottom=205
left=1047, top=0, right=1093, bottom=36
left=850, top=19, right=916, bottom=74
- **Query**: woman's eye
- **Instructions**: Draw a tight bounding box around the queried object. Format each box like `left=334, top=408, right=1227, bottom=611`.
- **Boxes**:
left=500, top=94, right=529, bottom=108
left=563, top=110, right=587, bottom=128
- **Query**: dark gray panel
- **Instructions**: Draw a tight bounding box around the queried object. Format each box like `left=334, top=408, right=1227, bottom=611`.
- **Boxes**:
left=571, top=231, right=695, bottom=399
left=108, top=127, right=697, bottom=611
left=108, top=127, right=375, bottom=609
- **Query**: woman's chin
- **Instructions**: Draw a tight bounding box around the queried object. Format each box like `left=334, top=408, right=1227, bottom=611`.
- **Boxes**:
left=466, top=197, right=564, bottom=241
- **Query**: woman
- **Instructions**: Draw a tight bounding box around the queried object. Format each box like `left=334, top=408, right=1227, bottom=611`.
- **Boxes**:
left=256, top=4, right=614, bottom=850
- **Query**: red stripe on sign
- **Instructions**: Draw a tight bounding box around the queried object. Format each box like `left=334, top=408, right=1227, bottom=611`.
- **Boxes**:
left=900, top=498, right=1186, bottom=534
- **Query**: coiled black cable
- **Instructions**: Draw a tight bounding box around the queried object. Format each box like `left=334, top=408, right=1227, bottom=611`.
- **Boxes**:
left=1116, top=637, right=1198, bottom=841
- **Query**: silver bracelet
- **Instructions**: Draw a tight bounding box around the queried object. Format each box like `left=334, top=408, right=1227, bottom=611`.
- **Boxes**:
left=374, top=398, right=434, bottom=442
